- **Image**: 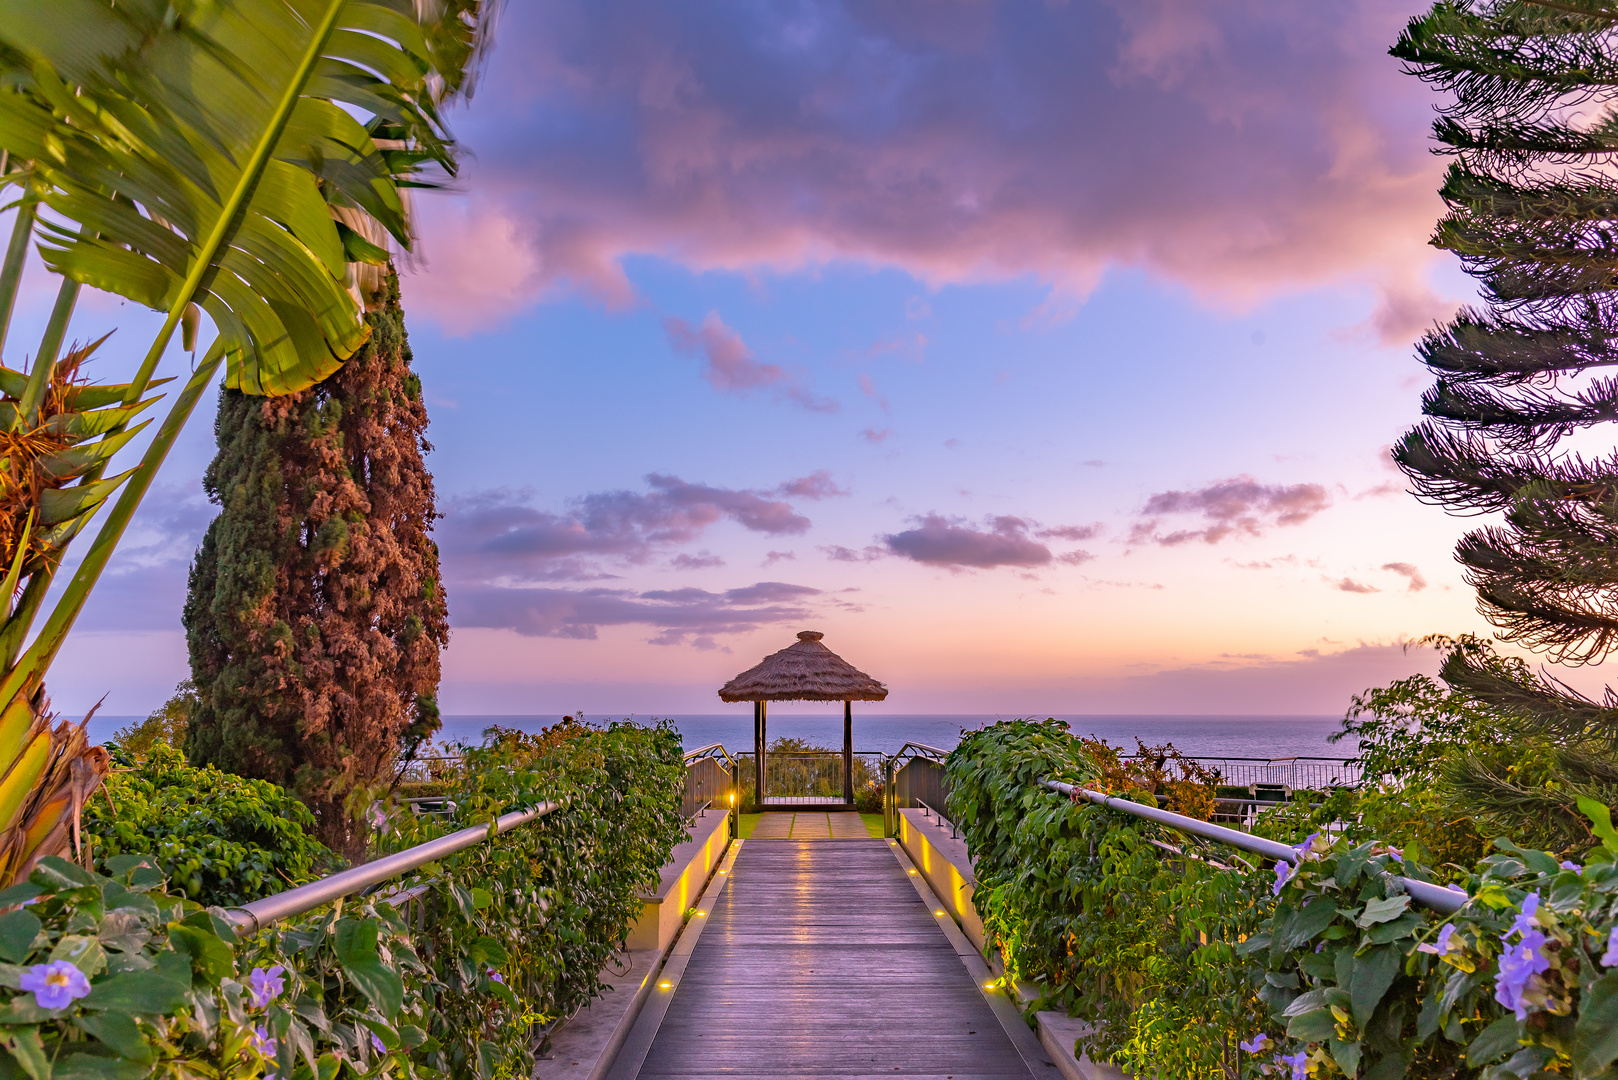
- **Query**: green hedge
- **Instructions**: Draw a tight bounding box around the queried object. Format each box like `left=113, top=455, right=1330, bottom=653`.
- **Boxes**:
left=0, top=719, right=687, bottom=1080
left=84, top=743, right=329, bottom=906
left=947, top=719, right=1618, bottom=1080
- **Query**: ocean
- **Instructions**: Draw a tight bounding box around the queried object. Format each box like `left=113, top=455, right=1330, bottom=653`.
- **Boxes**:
left=91, top=712, right=1357, bottom=760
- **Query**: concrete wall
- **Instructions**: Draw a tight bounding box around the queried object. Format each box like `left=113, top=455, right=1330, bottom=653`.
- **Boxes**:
left=897, top=807, right=987, bottom=953
left=626, top=809, right=730, bottom=952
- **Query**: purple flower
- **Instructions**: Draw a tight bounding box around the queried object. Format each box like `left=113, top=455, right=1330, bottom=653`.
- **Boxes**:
left=1418, top=924, right=1457, bottom=956
left=1238, top=1033, right=1268, bottom=1053
left=19, top=961, right=90, bottom=1010
left=1446, top=883, right=1467, bottom=894
left=1294, top=833, right=1321, bottom=859
left=370, top=1033, right=386, bottom=1055
left=488, top=969, right=504, bottom=985
left=249, top=1025, right=277, bottom=1057
left=1272, top=861, right=1294, bottom=897
left=1276, top=1050, right=1309, bottom=1080
left=1385, top=846, right=1403, bottom=863
left=1601, top=926, right=1618, bottom=968
left=1560, top=860, right=1582, bottom=874
left=1507, top=893, right=1541, bottom=940
left=249, top=965, right=286, bottom=1009
left=1495, top=929, right=1550, bottom=1020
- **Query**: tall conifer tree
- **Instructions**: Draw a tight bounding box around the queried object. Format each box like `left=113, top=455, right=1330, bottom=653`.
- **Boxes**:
left=1392, top=1, right=1618, bottom=842
left=185, top=273, right=449, bottom=856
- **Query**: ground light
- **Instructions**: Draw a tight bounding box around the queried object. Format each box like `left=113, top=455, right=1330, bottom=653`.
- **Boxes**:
left=659, top=981, right=672, bottom=989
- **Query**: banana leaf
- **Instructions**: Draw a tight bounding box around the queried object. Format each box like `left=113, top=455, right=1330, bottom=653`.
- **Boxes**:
left=0, top=0, right=486, bottom=396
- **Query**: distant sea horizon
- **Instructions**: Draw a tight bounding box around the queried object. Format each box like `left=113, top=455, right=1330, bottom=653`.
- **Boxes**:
left=90, top=712, right=1358, bottom=760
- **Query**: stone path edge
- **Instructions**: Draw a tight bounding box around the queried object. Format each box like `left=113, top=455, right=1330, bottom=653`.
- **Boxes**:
left=600, top=838, right=743, bottom=1080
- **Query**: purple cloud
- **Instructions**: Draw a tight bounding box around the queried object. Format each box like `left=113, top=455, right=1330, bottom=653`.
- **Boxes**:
left=1132, top=476, right=1330, bottom=545
left=440, top=474, right=817, bottom=580
left=1335, top=577, right=1378, bottom=594
left=884, top=514, right=1054, bottom=570
left=671, top=552, right=724, bottom=570
left=663, top=312, right=836, bottom=412
left=776, top=470, right=848, bottom=500
left=821, top=544, right=885, bottom=563
left=1381, top=562, right=1426, bottom=592
left=1037, top=523, right=1101, bottom=542
left=451, top=580, right=820, bottom=643
left=406, top=0, right=1447, bottom=338
left=859, top=428, right=892, bottom=444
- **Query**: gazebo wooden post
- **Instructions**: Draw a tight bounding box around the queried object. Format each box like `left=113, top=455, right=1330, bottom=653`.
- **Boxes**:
left=842, top=700, right=853, bottom=805
left=754, top=699, right=766, bottom=806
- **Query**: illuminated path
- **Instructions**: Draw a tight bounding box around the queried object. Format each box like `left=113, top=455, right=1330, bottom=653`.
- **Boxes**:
left=625, top=833, right=1040, bottom=1080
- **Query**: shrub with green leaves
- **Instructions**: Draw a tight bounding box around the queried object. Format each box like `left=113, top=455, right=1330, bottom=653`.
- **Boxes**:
left=948, top=719, right=1618, bottom=1079
left=1254, top=801, right=1618, bottom=1079
left=0, top=852, right=434, bottom=1080
left=947, top=719, right=1280, bottom=1076
left=377, top=718, right=689, bottom=1076
left=0, top=718, right=690, bottom=1080
left=84, top=744, right=329, bottom=907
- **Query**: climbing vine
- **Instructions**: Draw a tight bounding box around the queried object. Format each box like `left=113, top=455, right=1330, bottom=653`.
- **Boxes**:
left=947, top=720, right=1618, bottom=1079
left=0, top=720, right=686, bottom=1080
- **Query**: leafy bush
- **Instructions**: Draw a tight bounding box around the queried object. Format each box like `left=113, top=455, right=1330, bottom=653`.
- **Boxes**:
left=84, top=744, right=329, bottom=906
left=1253, top=804, right=1618, bottom=1079
left=947, top=719, right=1276, bottom=1075
left=377, top=718, right=688, bottom=1075
left=0, top=718, right=689, bottom=1080
left=948, top=719, right=1618, bottom=1079
left=0, top=852, right=434, bottom=1080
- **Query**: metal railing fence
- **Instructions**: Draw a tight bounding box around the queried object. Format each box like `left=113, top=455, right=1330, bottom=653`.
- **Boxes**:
left=1041, top=779, right=1467, bottom=915
left=731, top=749, right=882, bottom=806
left=682, top=743, right=738, bottom=835
left=1130, top=755, right=1362, bottom=791
left=883, top=742, right=950, bottom=837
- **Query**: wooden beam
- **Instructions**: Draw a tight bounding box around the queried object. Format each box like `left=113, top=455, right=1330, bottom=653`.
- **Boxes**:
left=843, top=700, right=853, bottom=805
left=754, top=700, right=765, bottom=805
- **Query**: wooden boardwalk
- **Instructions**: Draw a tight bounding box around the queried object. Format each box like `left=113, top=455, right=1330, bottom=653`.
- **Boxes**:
left=631, top=835, right=1036, bottom=1080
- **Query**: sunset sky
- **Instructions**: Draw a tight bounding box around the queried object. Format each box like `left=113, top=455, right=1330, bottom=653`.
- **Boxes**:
left=14, top=0, right=1572, bottom=719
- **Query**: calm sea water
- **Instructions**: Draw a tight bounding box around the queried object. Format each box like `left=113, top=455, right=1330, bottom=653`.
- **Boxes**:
left=92, top=713, right=1355, bottom=761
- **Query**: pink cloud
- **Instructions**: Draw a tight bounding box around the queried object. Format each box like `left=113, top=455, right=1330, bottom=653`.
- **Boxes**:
left=1133, top=476, right=1331, bottom=545
left=885, top=514, right=1058, bottom=570
left=662, top=311, right=837, bottom=411
left=405, top=0, right=1448, bottom=326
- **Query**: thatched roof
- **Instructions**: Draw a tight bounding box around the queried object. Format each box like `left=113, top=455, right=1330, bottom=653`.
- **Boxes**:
left=718, top=630, right=888, bottom=703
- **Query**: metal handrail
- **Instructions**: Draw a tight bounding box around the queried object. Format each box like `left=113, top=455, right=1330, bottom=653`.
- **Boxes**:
left=1042, top=779, right=1466, bottom=915
left=223, top=802, right=562, bottom=934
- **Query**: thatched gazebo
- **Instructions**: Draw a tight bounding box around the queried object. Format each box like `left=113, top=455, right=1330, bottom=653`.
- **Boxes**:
left=719, top=629, right=888, bottom=808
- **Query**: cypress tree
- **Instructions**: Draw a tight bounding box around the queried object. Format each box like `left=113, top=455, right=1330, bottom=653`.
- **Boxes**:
left=1391, top=1, right=1618, bottom=845
left=184, top=273, right=449, bottom=857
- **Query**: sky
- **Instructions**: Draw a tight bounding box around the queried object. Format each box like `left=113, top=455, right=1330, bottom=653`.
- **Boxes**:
left=13, top=0, right=1579, bottom=719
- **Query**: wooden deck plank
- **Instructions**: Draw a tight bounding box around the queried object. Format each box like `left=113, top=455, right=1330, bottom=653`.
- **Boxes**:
left=634, top=839, right=1033, bottom=1079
